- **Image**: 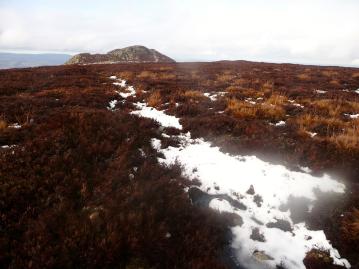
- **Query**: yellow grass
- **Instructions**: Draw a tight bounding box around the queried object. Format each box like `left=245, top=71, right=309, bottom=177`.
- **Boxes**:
left=137, top=71, right=176, bottom=80
left=118, top=71, right=134, bottom=80
left=233, top=78, right=248, bottom=86
left=297, top=73, right=311, bottom=80
left=147, top=91, right=162, bottom=107
left=217, top=71, right=237, bottom=82
left=226, top=97, right=285, bottom=120
left=330, top=126, right=359, bottom=150
left=0, top=119, right=7, bottom=130
left=265, top=94, right=288, bottom=106
left=296, top=114, right=344, bottom=134
left=261, top=81, right=274, bottom=91
left=183, top=90, right=204, bottom=99
left=322, top=70, right=339, bottom=77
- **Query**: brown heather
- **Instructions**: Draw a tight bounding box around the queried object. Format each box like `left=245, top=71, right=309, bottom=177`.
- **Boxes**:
left=1, top=60, right=359, bottom=268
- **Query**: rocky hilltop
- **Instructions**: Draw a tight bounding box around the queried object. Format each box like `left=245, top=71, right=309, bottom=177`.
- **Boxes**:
left=65, top=45, right=175, bottom=65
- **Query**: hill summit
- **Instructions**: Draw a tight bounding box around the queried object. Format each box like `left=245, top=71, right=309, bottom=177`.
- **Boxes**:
left=65, top=45, right=175, bottom=65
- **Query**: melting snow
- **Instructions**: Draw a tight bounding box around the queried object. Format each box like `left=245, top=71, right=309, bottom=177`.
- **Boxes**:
left=269, top=120, right=285, bottom=127
left=306, top=131, right=317, bottom=138
left=117, top=86, right=136, bottom=98
left=107, top=100, right=118, bottom=110
left=288, top=100, right=304, bottom=108
left=355, top=89, right=359, bottom=94
left=110, top=77, right=350, bottom=269
left=245, top=98, right=257, bottom=105
left=154, top=136, right=350, bottom=269
left=204, top=92, right=218, bottom=101
left=344, top=113, right=359, bottom=119
left=8, top=123, right=21, bottom=129
left=113, top=80, right=126, bottom=87
left=131, top=102, right=182, bottom=129
left=315, top=90, right=327, bottom=94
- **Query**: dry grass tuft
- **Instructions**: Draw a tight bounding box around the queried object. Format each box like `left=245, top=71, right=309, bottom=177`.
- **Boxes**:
left=118, top=71, right=134, bottom=80
left=296, top=114, right=344, bottom=135
left=322, top=70, right=339, bottom=77
left=137, top=71, right=157, bottom=79
left=297, top=73, right=311, bottom=80
left=217, top=71, right=237, bottom=82
left=261, top=81, right=274, bottom=91
left=0, top=119, right=7, bottom=130
left=183, top=90, right=204, bottom=99
left=266, top=94, right=288, bottom=106
left=233, top=78, right=248, bottom=86
left=352, top=72, right=359, bottom=78
left=227, top=96, right=285, bottom=120
left=147, top=91, right=162, bottom=107
left=329, top=124, right=359, bottom=150
left=342, top=208, right=359, bottom=241
left=227, top=98, right=257, bottom=119
left=311, top=99, right=343, bottom=117
left=330, top=79, right=340, bottom=86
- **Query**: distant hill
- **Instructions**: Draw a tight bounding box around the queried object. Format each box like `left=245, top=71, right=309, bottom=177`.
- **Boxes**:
left=65, top=45, right=175, bottom=65
left=0, top=53, right=72, bottom=69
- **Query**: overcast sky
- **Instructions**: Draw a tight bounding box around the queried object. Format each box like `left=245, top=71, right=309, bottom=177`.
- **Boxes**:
left=1, top=0, right=359, bottom=66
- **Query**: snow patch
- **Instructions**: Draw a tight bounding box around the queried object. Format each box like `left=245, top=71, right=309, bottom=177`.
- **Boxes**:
left=107, top=100, right=118, bottom=110
left=344, top=113, right=359, bottom=119
left=306, top=131, right=317, bottom=138
left=204, top=92, right=218, bottom=101
left=153, top=136, right=349, bottom=269
left=269, top=121, right=285, bottom=127
left=1, top=144, right=16, bottom=149
left=131, top=102, right=182, bottom=129
left=8, top=123, right=21, bottom=129
left=117, top=86, right=136, bottom=98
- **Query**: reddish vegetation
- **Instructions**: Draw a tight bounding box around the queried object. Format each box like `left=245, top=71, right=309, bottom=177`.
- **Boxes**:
left=1, top=61, right=359, bottom=268
left=0, top=66, right=228, bottom=268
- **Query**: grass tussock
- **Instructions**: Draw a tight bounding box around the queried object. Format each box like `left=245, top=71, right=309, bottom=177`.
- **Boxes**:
left=322, top=70, right=339, bottom=77
left=261, top=81, right=274, bottom=92
left=137, top=71, right=176, bottom=80
left=226, top=96, right=285, bottom=121
left=340, top=208, right=359, bottom=259
left=118, top=71, right=135, bottom=80
left=216, top=71, right=237, bottom=82
left=147, top=90, right=162, bottom=107
left=266, top=93, right=288, bottom=106
left=0, top=117, right=7, bottom=130
left=183, top=90, right=204, bottom=99
left=297, top=73, right=311, bottom=80
left=310, top=99, right=359, bottom=117
left=329, top=124, right=359, bottom=150
left=296, top=114, right=344, bottom=135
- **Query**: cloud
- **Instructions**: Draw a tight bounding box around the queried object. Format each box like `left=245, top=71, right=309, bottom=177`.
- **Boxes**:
left=0, top=0, right=359, bottom=66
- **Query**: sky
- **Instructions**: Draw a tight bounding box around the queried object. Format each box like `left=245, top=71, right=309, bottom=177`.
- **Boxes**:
left=0, top=0, right=359, bottom=66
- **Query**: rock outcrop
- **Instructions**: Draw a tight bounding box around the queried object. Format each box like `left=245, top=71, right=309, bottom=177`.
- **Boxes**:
left=65, top=45, right=175, bottom=65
